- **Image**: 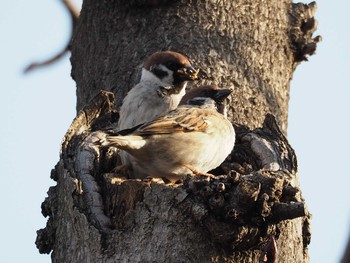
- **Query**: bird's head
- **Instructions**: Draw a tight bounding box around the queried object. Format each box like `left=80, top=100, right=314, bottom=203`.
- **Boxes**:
left=141, top=51, right=207, bottom=87
left=180, top=85, right=232, bottom=115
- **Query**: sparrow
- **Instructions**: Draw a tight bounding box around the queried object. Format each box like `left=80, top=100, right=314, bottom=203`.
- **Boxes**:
left=118, top=50, right=207, bottom=130
left=117, top=51, right=206, bottom=177
left=102, top=85, right=235, bottom=182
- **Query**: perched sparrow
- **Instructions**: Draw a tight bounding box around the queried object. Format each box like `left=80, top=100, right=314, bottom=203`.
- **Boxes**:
left=118, top=50, right=206, bottom=130
left=102, top=85, right=235, bottom=182
left=117, top=51, right=206, bottom=176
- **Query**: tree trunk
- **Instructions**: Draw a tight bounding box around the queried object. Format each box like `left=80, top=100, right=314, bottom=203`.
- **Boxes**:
left=36, top=0, right=319, bottom=262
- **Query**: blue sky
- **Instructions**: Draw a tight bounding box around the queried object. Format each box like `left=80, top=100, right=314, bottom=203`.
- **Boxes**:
left=0, top=0, right=349, bottom=262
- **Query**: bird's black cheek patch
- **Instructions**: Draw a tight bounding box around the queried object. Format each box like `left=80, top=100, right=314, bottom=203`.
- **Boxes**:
left=151, top=67, right=168, bottom=79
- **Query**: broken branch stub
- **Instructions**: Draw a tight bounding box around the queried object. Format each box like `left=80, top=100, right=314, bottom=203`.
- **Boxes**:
left=289, top=1, right=322, bottom=62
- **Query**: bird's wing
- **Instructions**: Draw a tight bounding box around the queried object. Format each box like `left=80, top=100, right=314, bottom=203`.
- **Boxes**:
left=134, top=107, right=210, bottom=135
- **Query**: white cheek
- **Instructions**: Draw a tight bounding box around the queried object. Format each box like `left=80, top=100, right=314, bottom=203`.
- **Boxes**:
left=140, top=69, right=159, bottom=83
left=140, top=67, right=174, bottom=86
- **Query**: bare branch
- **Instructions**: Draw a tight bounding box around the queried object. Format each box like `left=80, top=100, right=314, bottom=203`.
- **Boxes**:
left=24, top=0, right=80, bottom=73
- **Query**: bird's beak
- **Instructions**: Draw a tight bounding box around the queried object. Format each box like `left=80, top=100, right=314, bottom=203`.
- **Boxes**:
left=176, top=66, right=208, bottom=81
left=213, top=88, right=233, bottom=102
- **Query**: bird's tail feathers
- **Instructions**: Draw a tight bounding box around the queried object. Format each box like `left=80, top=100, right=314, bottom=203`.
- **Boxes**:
left=101, top=135, right=146, bottom=150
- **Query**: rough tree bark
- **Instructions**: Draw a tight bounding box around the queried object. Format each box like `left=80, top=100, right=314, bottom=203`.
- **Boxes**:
left=36, top=0, right=320, bottom=262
